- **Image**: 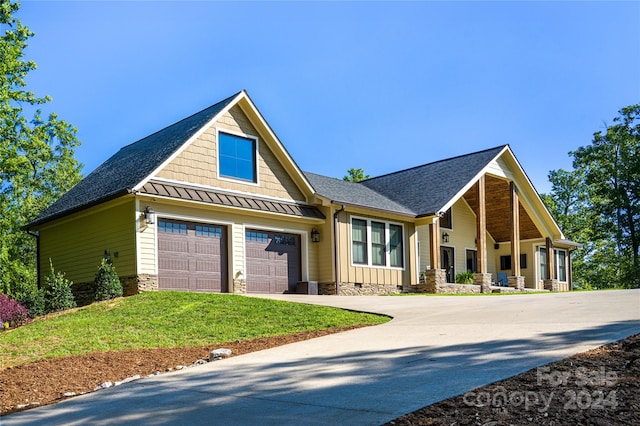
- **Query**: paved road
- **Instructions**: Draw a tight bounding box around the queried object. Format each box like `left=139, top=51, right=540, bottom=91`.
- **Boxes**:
left=3, top=290, right=639, bottom=425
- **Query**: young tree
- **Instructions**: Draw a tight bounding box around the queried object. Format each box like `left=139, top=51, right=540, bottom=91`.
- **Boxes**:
left=0, top=1, right=83, bottom=295
left=343, top=168, right=370, bottom=182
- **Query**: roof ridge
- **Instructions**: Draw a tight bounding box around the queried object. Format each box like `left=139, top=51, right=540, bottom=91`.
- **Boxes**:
left=363, top=144, right=508, bottom=182
left=118, top=91, right=242, bottom=151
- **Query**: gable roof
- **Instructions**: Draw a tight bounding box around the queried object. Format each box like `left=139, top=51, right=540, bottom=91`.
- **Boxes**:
left=303, top=172, right=415, bottom=217
left=29, top=92, right=241, bottom=227
left=361, top=145, right=508, bottom=217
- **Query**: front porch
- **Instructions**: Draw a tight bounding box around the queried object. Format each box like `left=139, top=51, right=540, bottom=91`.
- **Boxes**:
left=416, top=174, right=574, bottom=294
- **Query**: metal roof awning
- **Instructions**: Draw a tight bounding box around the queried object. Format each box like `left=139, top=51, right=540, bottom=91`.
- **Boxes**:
left=139, top=180, right=325, bottom=220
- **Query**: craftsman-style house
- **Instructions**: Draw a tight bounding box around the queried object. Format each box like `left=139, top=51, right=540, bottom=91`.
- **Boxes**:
left=28, top=90, right=577, bottom=302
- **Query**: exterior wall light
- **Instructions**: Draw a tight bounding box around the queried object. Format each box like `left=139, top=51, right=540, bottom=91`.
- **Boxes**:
left=144, top=206, right=156, bottom=225
left=311, top=228, right=320, bottom=243
left=442, top=232, right=449, bottom=243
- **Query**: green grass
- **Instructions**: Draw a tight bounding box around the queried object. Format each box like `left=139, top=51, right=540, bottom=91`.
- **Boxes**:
left=0, top=291, right=389, bottom=368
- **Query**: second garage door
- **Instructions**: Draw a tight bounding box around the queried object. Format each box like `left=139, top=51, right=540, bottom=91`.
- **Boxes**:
left=245, top=229, right=301, bottom=293
left=158, top=219, right=228, bottom=292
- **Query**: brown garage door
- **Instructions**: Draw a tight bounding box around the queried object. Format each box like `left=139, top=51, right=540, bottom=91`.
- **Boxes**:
left=245, top=229, right=301, bottom=293
left=158, top=219, right=227, bottom=292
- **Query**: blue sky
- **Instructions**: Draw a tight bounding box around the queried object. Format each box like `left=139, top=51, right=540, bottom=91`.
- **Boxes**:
left=17, top=1, right=640, bottom=194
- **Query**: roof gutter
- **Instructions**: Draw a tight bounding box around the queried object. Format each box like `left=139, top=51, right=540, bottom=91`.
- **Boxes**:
left=329, top=200, right=416, bottom=219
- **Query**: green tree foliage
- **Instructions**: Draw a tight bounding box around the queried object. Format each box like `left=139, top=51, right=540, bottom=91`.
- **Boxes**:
left=572, top=104, right=639, bottom=288
left=543, top=104, right=639, bottom=289
left=0, top=1, right=82, bottom=296
left=343, top=168, right=370, bottom=182
left=94, top=258, right=123, bottom=301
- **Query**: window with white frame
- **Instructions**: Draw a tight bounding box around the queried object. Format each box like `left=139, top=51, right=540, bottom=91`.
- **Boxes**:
left=351, top=217, right=404, bottom=268
left=218, top=131, right=257, bottom=182
left=555, top=249, right=567, bottom=282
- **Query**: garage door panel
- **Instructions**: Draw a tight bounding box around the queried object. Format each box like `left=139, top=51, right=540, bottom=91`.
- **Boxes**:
left=158, top=220, right=227, bottom=293
left=245, top=229, right=301, bottom=294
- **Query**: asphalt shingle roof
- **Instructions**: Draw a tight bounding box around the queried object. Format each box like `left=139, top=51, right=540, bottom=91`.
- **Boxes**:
left=30, top=92, right=240, bottom=227
left=361, top=145, right=507, bottom=217
left=303, top=172, right=415, bottom=216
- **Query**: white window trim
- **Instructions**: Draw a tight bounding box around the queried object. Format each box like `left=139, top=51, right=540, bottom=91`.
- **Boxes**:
left=555, top=249, right=568, bottom=283
left=216, top=128, right=260, bottom=186
left=350, top=215, right=405, bottom=270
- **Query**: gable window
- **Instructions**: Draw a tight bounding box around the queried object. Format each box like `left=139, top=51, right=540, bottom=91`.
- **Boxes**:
left=440, top=208, right=452, bottom=229
left=351, top=217, right=404, bottom=268
left=218, top=132, right=257, bottom=182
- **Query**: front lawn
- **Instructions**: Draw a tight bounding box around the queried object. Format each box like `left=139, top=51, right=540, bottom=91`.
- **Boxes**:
left=0, top=291, right=389, bottom=369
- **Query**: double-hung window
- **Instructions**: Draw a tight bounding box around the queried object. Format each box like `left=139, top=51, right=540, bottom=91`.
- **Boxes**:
left=218, top=131, right=257, bottom=183
left=351, top=217, right=404, bottom=268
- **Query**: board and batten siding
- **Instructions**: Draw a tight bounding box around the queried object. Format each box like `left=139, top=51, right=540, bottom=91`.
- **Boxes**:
left=39, top=198, right=137, bottom=285
left=155, top=105, right=305, bottom=202
left=336, top=212, right=415, bottom=287
left=136, top=200, right=322, bottom=287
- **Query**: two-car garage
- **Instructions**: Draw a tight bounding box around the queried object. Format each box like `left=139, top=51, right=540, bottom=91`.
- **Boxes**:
left=157, top=219, right=301, bottom=294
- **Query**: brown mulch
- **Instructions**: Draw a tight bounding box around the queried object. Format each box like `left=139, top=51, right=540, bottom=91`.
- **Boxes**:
left=0, top=326, right=363, bottom=415
left=388, top=333, right=640, bottom=425
left=2, top=330, right=639, bottom=425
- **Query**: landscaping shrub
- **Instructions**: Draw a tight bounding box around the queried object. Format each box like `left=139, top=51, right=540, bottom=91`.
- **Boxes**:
left=455, top=271, right=475, bottom=284
left=44, top=261, right=77, bottom=313
left=94, top=258, right=122, bottom=301
left=17, top=287, right=46, bottom=318
left=0, top=294, right=30, bottom=329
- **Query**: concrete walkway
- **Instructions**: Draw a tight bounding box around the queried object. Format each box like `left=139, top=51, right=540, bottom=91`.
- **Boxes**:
left=3, top=290, right=639, bottom=426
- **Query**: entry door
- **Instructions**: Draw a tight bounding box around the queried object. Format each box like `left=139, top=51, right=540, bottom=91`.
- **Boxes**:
left=441, top=246, right=455, bottom=283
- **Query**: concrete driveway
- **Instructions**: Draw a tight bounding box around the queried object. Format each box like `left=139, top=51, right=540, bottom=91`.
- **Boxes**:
left=3, top=290, right=639, bottom=426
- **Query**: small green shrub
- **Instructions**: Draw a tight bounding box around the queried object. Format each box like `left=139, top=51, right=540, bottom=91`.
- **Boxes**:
left=44, top=261, right=77, bottom=313
left=94, top=258, right=123, bottom=301
left=17, top=287, right=46, bottom=317
left=455, top=271, right=475, bottom=284
left=0, top=294, right=30, bottom=328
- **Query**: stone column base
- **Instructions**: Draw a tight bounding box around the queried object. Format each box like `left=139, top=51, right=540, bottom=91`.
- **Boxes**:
left=543, top=279, right=560, bottom=292
left=474, top=273, right=493, bottom=293
left=415, top=269, right=447, bottom=293
left=508, top=276, right=525, bottom=291
left=318, top=282, right=337, bottom=295
left=232, top=278, right=247, bottom=294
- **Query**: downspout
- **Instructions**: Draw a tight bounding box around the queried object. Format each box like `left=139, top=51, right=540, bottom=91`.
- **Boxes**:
left=333, top=205, right=345, bottom=295
left=27, top=230, right=41, bottom=289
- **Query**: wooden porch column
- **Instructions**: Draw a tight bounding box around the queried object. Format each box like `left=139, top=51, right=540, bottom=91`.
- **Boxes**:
left=545, top=237, right=555, bottom=280
left=510, top=182, right=521, bottom=277
left=476, top=176, right=487, bottom=273
left=429, top=218, right=440, bottom=270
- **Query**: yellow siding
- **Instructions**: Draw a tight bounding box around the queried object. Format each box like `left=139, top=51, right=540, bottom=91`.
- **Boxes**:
left=39, top=198, right=136, bottom=284
left=156, top=105, right=305, bottom=201
left=335, top=212, right=414, bottom=286
left=137, top=199, right=324, bottom=286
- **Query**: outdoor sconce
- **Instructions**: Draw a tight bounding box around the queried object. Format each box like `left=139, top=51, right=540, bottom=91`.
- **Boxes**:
left=442, top=232, right=449, bottom=243
left=311, top=228, right=320, bottom=243
left=144, top=206, right=156, bottom=225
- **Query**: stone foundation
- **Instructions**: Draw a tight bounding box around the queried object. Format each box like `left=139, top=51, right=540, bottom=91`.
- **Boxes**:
left=336, top=282, right=401, bottom=296
left=508, top=276, right=525, bottom=291
left=70, top=281, right=95, bottom=306
left=121, top=274, right=158, bottom=296
left=474, top=273, right=493, bottom=294
left=71, top=274, right=158, bottom=306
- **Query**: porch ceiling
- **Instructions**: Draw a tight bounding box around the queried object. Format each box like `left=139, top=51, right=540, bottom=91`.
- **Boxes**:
left=463, top=175, right=542, bottom=243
